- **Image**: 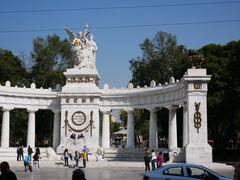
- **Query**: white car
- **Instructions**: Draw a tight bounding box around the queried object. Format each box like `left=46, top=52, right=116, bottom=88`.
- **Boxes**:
left=143, top=163, right=233, bottom=180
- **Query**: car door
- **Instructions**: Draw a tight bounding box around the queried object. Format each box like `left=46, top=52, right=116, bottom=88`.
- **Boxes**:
left=160, top=166, right=188, bottom=180
left=185, top=166, right=219, bottom=180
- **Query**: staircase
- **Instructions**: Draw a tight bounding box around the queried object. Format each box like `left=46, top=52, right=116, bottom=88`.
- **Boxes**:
left=103, top=148, right=168, bottom=161
left=0, top=147, right=56, bottom=161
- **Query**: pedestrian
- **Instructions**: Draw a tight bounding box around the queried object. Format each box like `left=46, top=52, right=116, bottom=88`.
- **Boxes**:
left=72, top=168, right=86, bottom=180
left=74, top=151, right=80, bottom=167
left=19, top=145, right=24, bottom=161
left=144, top=148, right=151, bottom=171
left=0, top=161, right=17, bottom=180
left=32, top=152, right=40, bottom=172
left=16, top=145, right=20, bottom=161
left=156, top=151, right=164, bottom=168
left=63, top=149, right=69, bottom=166
left=151, top=149, right=157, bottom=171
left=35, top=147, right=41, bottom=168
left=82, top=145, right=89, bottom=161
left=23, top=154, right=32, bottom=172
left=27, top=146, right=33, bottom=160
left=82, top=150, right=87, bottom=168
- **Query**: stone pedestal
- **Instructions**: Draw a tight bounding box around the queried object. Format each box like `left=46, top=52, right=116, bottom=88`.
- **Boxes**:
left=57, top=67, right=101, bottom=154
left=184, top=69, right=212, bottom=163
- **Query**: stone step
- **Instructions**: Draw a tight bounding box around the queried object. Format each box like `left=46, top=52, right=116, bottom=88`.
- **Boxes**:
left=0, top=147, right=56, bottom=161
left=103, top=148, right=168, bottom=161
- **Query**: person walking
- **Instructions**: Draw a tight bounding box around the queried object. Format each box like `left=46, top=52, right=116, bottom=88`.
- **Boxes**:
left=23, top=154, right=32, bottom=172
left=72, top=168, right=86, bottom=180
left=16, top=146, right=20, bottom=161
left=27, top=146, right=33, bottom=160
left=35, top=147, right=41, bottom=168
left=82, top=150, right=87, bottom=168
left=144, top=148, right=151, bottom=171
left=156, top=151, right=164, bottom=168
left=63, top=149, right=69, bottom=166
left=82, top=145, right=89, bottom=161
left=0, top=161, right=17, bottom=180
left=32, top=152, right=40, bottom=172
left=74, top=151, right=80, bottom=167
left=151, top=149, right=157, bottom=171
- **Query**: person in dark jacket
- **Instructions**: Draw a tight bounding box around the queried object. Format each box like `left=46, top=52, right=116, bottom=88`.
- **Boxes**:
left=144, top=148, right=151, bottom=171
left=72, top=169, right=86, bottom=180
left=0, top=161, right=17, bottom=180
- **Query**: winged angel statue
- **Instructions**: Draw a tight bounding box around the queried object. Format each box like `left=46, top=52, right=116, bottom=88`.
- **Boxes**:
left=64, top=24, right=97, bottom=70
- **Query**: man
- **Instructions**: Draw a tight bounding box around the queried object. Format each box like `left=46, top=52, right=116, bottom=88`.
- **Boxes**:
left=0, top=161, right=17, bottom=180
left=82, top=145, right=89, bottom=161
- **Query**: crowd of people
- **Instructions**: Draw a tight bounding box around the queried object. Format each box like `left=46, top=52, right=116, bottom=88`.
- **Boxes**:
left=63, top=145, right=89, bottom=168
left=144, top=148, right=166, bottom=171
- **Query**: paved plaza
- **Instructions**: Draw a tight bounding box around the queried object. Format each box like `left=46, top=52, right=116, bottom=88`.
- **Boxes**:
left=7, top=161, right=235, bottom=180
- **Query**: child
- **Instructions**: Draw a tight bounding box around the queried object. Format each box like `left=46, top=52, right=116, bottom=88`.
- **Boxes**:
left=23, top=155, right=32, bottom=172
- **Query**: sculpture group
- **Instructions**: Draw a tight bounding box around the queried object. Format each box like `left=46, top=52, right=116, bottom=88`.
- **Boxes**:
left=65, top=24, right=97, bottom=70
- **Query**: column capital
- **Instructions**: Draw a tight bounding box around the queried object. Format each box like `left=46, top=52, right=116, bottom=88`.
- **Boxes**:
left=145, top=107, right=159, bottom=112
left=165, top=105, right=180, bottom=111
left=2, top=106, right=13, bottom=112
left=123, top=107, right=134, bottom=112
left=100, top=108, right=111, bottom=114
left=27, top=108, right=38, bottom=113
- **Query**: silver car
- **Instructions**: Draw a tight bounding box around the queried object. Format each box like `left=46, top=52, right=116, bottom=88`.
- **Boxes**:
left=143, top=163, right=233, bottom=180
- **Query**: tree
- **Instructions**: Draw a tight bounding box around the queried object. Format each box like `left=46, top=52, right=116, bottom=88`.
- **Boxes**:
left=129, top=32, right=188, bottom=145
left=129, top=31, right=188, bottom=87
left=30, top=34, right=72, bottom=88
left=0, top=48, right=29, bottom=86
left=201, top=41, right=240, bottom=148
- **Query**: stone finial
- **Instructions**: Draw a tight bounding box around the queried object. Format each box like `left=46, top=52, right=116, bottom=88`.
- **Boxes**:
left=137, top=85, right=140, bottom=89
left=150, top=80, right=156, bottom=87
left=176, top=79, right=179, bottom=82
left=165, top=82, right=168, bottom=85
left=169, top=77, right=175, bottom=84
left=144, top=85, right=148, bottom=88
left=128, top=82, right=134, bottom=89
left=158, top=83, right=162, bottom=86
left=103, top=83, right=109, bottom=90
left=30, top=83, right=36, bottom=89
left=5, top=81, right=11, bottom=87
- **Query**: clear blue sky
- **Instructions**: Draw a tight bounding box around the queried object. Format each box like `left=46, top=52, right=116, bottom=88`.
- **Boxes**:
left=0, top=0, right=239, bottom=88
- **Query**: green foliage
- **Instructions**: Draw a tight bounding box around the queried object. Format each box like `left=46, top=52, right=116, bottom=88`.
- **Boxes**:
left=129, top=31, right=188, bottom=86
left=10, top=109, right=28, bottom=147
left=201, top=41, right=240, bottom=148
left=30, top=34, right=72, bottom=88
left=0, top=49, right=29, bottom=86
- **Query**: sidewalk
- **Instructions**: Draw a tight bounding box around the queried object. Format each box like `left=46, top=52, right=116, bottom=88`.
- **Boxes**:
left=7, top=159, right=235, bottom=170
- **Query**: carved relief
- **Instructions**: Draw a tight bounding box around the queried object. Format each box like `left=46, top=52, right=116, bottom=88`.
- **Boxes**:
left=194, top=102, right=202, bottom=133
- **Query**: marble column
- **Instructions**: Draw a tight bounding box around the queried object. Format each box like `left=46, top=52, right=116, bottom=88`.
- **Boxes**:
left=52, top=109, right=61, bottom=149
left=148, top=108, right=158, bottom=148
left=27, top=108, right=38, bottom=148
left=102, top=110, right=111, bottom=148
left=182, top=105, right=188, bottom=147
left=168, top=106, right=178, bottom=149
left=1, top=107, right=12, bottom=148
left=126, top=108, right=135, bottom=148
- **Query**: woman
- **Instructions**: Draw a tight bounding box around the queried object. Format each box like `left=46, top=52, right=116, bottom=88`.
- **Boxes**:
left=63, top=149, right=69, bottom=166
left=156, top=151, right=164, bottom=168
left=151, top=149, right=157, bottom=171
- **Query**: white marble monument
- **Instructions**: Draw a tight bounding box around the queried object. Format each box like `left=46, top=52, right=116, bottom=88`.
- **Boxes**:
left=0, top=24, right=212, bottom=163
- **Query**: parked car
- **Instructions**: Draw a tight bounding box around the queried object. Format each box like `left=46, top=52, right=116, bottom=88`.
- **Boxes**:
left=143, top=163, right=233, bottom=180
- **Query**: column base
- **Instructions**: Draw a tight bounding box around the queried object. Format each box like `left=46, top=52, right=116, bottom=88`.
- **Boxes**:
left=185, top=143, right=212, bottom=163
